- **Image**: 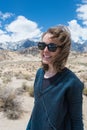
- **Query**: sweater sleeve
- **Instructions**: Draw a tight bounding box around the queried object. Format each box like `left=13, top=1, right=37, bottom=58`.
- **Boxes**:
left=66, top=78, right=84, bottom=130
left=26, top=68, right=41, bottom=130
left=26, top=115, right=32, bottom=130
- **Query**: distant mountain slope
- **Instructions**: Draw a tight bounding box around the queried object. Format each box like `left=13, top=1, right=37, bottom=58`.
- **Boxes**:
left=0, top=39, right=87, bottom=52
left=0, top=39, right=37, bottom=51
left=19, top=46, right=39, bottom=56
left=71, top=41, right=87, bottom=52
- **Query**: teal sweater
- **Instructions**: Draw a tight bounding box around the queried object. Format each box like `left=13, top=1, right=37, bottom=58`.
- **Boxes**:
left=26, top=67, right=84, bottom=130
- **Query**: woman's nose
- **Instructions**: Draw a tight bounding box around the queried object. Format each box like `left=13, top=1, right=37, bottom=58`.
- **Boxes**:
left=44, top=46, right=49, bottom=52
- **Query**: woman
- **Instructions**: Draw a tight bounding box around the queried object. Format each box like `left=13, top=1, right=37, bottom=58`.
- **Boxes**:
left=26, top=25, right=84, bottom=130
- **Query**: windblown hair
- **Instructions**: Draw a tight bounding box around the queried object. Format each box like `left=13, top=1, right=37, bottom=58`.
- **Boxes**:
left=41, top=25, right=71, bottom=72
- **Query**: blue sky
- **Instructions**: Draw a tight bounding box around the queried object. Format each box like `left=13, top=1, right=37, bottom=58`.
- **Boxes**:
left=0, top=0, right=87, bottom=43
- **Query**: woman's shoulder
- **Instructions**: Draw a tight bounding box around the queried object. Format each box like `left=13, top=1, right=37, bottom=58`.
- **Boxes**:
left=36, top=67, right=44, bottom=74
left=64, top=67, right=84, bottom=89
left=35, top=68, right=44, bottom=79
left=64, top=67, right=81, bottom=80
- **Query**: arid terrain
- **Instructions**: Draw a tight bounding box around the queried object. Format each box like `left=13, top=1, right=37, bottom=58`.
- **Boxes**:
left=0, top=49, right=87, bottom=130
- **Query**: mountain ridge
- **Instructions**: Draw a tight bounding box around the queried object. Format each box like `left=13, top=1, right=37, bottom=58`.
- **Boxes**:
left=0, top=39, right=87, bottom=52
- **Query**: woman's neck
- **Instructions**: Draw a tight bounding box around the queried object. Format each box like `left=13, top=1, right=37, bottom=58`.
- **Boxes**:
left=44, top=67, right=57, bottom=78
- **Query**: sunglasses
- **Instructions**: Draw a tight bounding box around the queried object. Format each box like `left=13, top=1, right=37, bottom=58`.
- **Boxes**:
left=38, top=42, right=64, bottom=52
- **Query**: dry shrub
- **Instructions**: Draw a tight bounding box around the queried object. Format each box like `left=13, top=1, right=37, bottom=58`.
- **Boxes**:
left=80, top=72, right=87, bottom=82
left=21, top=82, right=34, bottom=97
left=23, top=74, right=32, bottom=80
left=83, top=87, right=87, bottom=96
left=0, top=87, right=23, bottom=119
left=15, top=82, right=34, bottom=97
left=15, top=72, right=31, bottom=80
left=15, top=72, right=24, bottom=79
left=2, top=77, right=12, bottom=84
left=21, top=82, right=30, bottom=92
left=29, top=87, right=34, bottom=97
left=15, top=87, right=25, bottom=95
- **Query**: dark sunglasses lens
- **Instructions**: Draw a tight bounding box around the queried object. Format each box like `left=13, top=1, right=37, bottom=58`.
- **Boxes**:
left=38, top=42, right=58, bottom=52
left=48, top=44, right=58, bottom=52
left=38, top=42, right=45, bottom=50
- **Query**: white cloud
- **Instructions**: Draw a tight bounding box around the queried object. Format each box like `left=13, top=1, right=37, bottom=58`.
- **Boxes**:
left=0, top=29, right=11, bottom=42
left=0, top=11, right=14, bottom=20
left=68, top=1, right=87, bottom=43
left=68, top=20, right=87, bottom=43
left=76, top=4, right=87, bottom=25
left=0, top=29, right=5, bottom=34
left=0, top=15, right=42, bottom=43
left=82, top=0, right=87, bottom=3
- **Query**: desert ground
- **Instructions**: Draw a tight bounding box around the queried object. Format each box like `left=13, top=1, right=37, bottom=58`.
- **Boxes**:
left=0, top=49, right=87, bottom=130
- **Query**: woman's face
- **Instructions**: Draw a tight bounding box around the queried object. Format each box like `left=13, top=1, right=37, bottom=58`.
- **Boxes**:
left=40, top=33, right=61, bottom=66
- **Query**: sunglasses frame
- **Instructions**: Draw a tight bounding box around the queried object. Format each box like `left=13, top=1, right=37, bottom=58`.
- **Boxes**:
left=38, top=42, right=64, bottom=52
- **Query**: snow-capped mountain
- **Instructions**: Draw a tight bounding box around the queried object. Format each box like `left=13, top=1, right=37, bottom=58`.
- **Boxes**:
left=0, top=39, right=37, bottom=51
left=0, top=39, right=87, bottom=52
left=71, top=41, right=87, bottom=52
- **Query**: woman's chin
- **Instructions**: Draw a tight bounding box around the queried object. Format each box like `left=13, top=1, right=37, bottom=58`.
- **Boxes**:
left=42, top=59, right=50, bottom=64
